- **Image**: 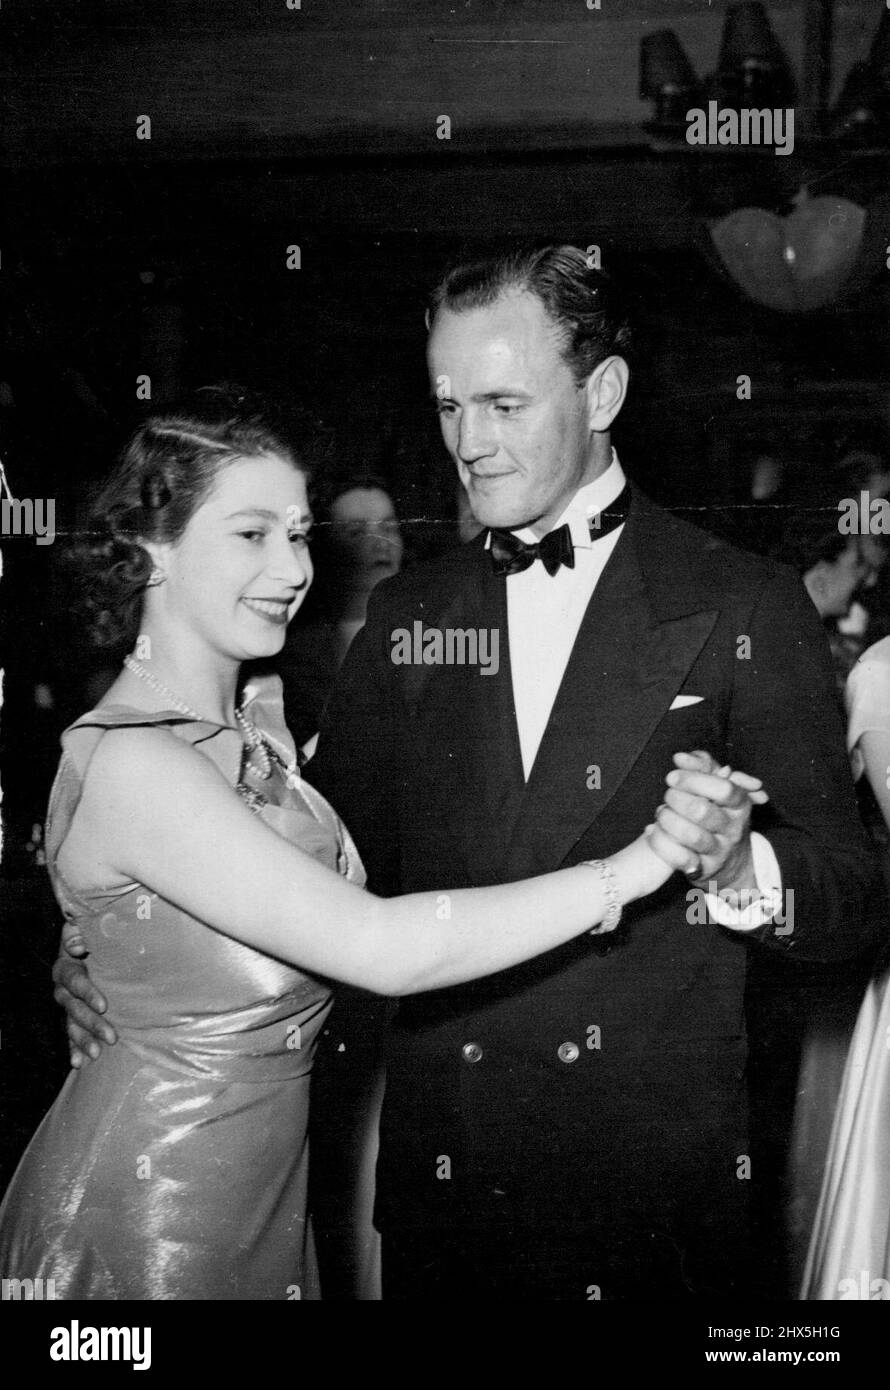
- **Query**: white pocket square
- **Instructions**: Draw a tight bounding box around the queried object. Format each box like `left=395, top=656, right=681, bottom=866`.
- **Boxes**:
left=669, top=694, right=704, bottom=709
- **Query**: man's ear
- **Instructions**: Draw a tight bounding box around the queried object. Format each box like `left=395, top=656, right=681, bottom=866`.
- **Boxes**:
left=584, top=355, right=629, bottom=433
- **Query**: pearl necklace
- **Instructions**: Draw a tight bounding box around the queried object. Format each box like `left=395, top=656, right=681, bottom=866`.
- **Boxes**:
left=123, top=655, right=273, bottom=779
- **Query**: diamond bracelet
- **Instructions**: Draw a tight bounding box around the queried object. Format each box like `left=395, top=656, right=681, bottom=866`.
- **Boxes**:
left=581, top=858, right=622, bottom=936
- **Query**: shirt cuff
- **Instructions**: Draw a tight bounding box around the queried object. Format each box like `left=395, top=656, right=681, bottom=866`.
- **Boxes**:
left=704, top=833, right=783, bottom=932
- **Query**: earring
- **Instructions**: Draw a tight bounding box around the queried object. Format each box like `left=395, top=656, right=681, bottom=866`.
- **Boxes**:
left=147, top=566, right=166, bottom=588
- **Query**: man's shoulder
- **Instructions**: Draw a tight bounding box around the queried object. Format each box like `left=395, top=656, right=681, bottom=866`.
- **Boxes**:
left=630, top=492, right=797, bottom=607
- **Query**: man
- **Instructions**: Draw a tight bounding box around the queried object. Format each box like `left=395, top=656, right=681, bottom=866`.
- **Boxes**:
left=306, top=246, right=876, bottom=1300
left=57, top=246, right=876, bottom=1299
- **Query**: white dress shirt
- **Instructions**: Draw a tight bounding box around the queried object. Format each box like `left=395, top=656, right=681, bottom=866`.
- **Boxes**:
left=489, top=452, right=782, bottom=930
left=500, top=454, right=627, bottom=780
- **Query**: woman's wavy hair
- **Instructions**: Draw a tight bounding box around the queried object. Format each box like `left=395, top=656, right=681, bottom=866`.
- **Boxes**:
left=64, top=385, right=305, bottom=652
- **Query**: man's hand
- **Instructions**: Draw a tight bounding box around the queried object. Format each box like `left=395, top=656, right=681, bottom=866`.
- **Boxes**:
left=52, top=930, right=116, bottom=1067
left=650, top=750, right=768, bottom=895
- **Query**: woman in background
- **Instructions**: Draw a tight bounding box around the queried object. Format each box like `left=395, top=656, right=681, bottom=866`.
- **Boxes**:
left=279, top=471, right=403, bottom=750
left=803, top=636, right=890, bottom=1298
left=280, top=473, right=404, bottom=1297
left=764, top=517, right=877, bottom=1286
left=772, top=516, right=871, bottom=693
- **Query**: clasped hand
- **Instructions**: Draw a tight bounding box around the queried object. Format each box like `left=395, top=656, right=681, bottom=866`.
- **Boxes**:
left=646, top=749, right=768, bottom=891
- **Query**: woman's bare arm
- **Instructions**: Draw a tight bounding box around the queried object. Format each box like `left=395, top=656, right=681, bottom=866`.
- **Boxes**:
left=61, top=726, right=673, bottom=998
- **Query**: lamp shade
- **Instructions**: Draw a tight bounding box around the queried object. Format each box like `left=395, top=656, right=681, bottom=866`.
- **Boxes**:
left=640, top=29, right=697, bottom=100
left=831, top=62, right=886, bottom=143
left=718, top=2, right=782, bottom=68
left=710, top=194, right=867, bottom=314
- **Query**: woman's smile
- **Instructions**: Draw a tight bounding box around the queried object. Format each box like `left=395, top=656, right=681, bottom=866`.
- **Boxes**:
left=241, top=595, right=294, bottom=626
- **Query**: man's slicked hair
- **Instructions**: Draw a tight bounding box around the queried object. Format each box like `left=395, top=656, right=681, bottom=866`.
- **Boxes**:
left=427, top=244, right=633, bottom=385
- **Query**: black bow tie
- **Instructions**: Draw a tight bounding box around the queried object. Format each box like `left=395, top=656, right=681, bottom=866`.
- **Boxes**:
left=489, top=485, right=631, bottom=578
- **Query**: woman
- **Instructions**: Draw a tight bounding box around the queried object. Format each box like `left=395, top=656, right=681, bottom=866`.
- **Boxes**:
left=802, top=636, right=890, bottom=1299
left=279, top=471, right=403, bottom=749
left=772, top=516, right=871, bottom=693
left=768, top=517, right=875, bottom=1286
left=0, top=394, right=759, bottom=1300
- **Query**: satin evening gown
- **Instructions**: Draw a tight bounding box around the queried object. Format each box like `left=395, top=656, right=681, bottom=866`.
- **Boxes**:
left=0, top=674, right=365, bottom=1300
left=802, top=637, right=890, bottom=1298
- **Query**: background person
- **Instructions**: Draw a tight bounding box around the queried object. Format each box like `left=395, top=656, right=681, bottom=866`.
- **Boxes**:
left=803, top=634, right=890, bottom=1298
left=279, top=472, right=403, bottom=751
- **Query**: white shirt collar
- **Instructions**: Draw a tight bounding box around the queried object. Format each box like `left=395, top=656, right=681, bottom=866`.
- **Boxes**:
left=550, top=450, right=627, bottom=548
left=485, top=448, right=627, bottom=549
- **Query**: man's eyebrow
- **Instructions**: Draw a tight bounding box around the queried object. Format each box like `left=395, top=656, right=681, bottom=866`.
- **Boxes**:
left=471, top=390, right=533, bottom=402
left=429, top=388, right=533, bottom=402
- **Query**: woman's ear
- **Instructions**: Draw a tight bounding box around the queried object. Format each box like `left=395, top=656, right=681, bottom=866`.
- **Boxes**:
left=139, top=537, right=171, bottom=583
left=584, top=355, right=630, bottom=433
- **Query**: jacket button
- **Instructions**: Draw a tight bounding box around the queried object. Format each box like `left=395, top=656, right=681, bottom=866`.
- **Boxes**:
left=558, top=1041, right=580, bottom=1063
left=461, top=1042, right=483, bottom=1064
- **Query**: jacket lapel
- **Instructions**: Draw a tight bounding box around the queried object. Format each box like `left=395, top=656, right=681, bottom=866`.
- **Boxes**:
left=501, top=492, right=719, bottom=879
left=410, top=538, right=526, bottom=885
left=466, top=561, right=529, bottom=882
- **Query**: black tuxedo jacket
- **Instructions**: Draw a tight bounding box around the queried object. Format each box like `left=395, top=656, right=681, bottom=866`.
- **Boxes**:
left=307, top=488, right=876, bottom=1297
